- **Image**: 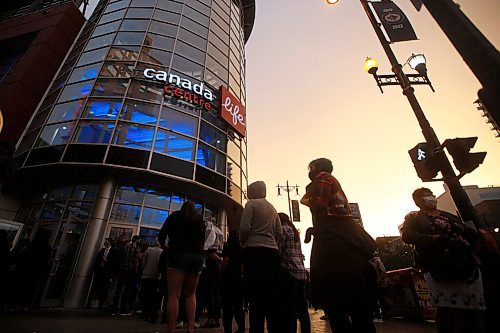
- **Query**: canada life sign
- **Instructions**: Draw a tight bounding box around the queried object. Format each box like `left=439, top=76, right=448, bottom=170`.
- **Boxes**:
left=143, top=68, right=246, bottom=137
left=219, top=86, right=246, bottom=137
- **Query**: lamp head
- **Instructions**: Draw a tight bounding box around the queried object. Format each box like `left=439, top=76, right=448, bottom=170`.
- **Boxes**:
left=326, top=0, right=340, bottom=4
left=408, top=53, right=427, bottom=76
left=363, top=57, right=379, bottom=75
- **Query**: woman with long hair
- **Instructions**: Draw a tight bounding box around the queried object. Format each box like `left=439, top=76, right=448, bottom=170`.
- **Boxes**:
left=158, top=201, right=206, bottom=333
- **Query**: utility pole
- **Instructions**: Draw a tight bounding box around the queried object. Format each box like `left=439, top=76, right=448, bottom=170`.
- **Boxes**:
left=276, top=181, right=300, bottom=221
left=359, top=0, right=483, bottom=229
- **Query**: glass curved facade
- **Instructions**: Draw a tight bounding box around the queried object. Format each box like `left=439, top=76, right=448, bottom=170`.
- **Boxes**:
left=16, top=0, right=249, bottom=203
left=10, top=0, right=255, bottom=308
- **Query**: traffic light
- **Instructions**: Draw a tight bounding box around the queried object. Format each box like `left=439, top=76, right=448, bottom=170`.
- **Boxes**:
left=444, top=137, right=486, bottom=175
left=408, top=142, right=441, bottom=181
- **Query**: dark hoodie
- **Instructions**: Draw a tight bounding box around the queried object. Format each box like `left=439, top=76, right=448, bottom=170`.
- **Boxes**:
left=239, top=181, right=283, bottom=250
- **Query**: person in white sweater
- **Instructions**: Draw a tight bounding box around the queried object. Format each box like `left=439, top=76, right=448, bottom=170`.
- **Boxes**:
left=239, top=181, right=283, bottom=333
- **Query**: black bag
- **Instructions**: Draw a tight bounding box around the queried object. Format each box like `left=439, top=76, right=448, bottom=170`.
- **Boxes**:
left=426, top=236, right=477, bottom=283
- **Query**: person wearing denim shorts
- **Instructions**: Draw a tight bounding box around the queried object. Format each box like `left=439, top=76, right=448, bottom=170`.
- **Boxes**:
left=158, top=201, right=206, bottom=333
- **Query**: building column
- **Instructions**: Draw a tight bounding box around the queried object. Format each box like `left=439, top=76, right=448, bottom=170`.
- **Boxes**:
left=218, top=208, right=228, bottom=240
left=64, top=177, right=116, bottom=308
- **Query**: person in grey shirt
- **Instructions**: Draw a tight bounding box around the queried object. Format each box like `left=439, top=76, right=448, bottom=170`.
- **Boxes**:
left=239, top=181, right=283, bottom=333
left=140, top=242, right=163, bottom=323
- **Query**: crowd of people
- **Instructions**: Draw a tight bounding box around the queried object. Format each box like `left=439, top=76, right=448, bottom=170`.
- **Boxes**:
left=0, top=232, right=51, bottom=312
left=1, top=157, right=499, bottom=333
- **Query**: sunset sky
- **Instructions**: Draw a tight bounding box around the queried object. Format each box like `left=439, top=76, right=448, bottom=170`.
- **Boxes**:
left=243, top=0, right=499, bottom=263
left=84, top=0, right=499, bottom=266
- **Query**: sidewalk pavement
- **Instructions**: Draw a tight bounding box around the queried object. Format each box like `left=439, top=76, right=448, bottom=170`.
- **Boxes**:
left=0, top=308, right=436, bottom=333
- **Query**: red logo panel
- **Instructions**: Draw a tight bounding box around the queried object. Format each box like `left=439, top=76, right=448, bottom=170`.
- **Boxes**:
left=219, top=86, right=246, bottom=137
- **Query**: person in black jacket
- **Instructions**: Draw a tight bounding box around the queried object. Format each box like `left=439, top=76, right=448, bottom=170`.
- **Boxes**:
left=87, top=238, right=117, bottom=309
left=158, top=201, right=206, bottom=333
left=401, top=187, right=486, bottom=333
left=220, top=229, right=245, bottom=333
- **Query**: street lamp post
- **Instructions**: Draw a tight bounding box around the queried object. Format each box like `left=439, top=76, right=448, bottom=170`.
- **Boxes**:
left=327, top=0, right=483, bottom=229
left=277, top=181, right=300, bottom=221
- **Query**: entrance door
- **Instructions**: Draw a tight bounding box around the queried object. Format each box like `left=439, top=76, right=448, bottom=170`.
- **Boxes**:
left=38, top=217, right=87, bottom=307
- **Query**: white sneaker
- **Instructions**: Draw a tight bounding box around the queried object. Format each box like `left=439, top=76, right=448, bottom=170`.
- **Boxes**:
left=193, top=322, right=200, bottom=328
left=175, top=321, right=184, bottom=328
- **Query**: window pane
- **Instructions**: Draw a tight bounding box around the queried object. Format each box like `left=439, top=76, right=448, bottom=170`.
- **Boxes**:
left=92, top=79, right=129, bottom=97
left=139, top=227, right=161, bottom=246
left=85, top=33, right=115, bottom=51
left=159, top=107, right=197, bottom=136
left=171, top=55, right=204, bottom=79
left=120, top=100, right=159, bottom=125
left=199, top=121, right=226, bottom=151
left=178, top=28, right=207, bottom=51
left=71, top=184, right=98, bottom=200
left=154, top=130, right=195, bottom=161
left=109, top=203, right=141, bottom=224
left=153, top=9, right=180, bottom=24
left=106, top=0, right=129, bottom=12
left=180, top=16, right=208, bottom=38
left=77, top=47, right=109, bottom=66
left=130, top=0, right=156, bottom=7
left=197, top=143, right=226, bottom=174
left=83, top=99, right=121, bottom=119
left=227, top=159, right=241, bottom=186
left=100, top=61, right=135, bottom=78
left=183, top=5, right=210, bottom=26
left=49, top=186, right=72, bottom=201
left=208, top=39, right=228, bottom=64
left=141, top=207, right=168, bottom=228
left=170, top=194, right=185, bottom=211
left=74, top=122, right=115, bottom=144
left=143, top=33, right=175, bottom=50
left=37, top=122, right=76, bottom=147
left=149, top=20, right=178, bottom=38
left=99, top=9, right=126, bottom=25
left=139, top=47, right=172, bottom=66
left=188, top=1, right=210, bottom=16
left=68, top=64, right=100, bottom=84
left=157, top=0, right=182, bottom=12
left=144, top=188, right=171, bottom=209
left=93, top=20, right=121, bottom=37
left=227, top=138, right=240, bottom=164
left=48, top=100, right=86, bottom=123
left=40, top=202, right=65, bottom=220
left=115, top=185, right=145, bottom=204
left=59, top=81, right=93, bottom=102
left=64, top=201, right=94, bottom=220
left=113, top=123, right=155, bottom=149
left=206, top=54, right=227, bottom=81
left=120, top=19, right=150, bottom=31
left=114, top=31, right=146, bottom=45
left=125, top=7, right=154, bottom=19
left=127, top=80, right=163, bottom=103
left=204, top=69, right=226, bottom=89
left=107, top=46, right=141, bottom=61
left=174, top=40, right=205, bottom=64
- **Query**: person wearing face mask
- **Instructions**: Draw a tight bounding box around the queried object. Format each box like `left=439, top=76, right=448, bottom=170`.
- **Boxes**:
left=301, top=158, right=378, bottom=333
left=401, top=187, right=486, bottom=333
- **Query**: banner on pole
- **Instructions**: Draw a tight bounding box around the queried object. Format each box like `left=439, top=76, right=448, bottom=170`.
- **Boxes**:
left=291, top=200, right=301, bottom=222
left=371, top=0, right=418, bottom=42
